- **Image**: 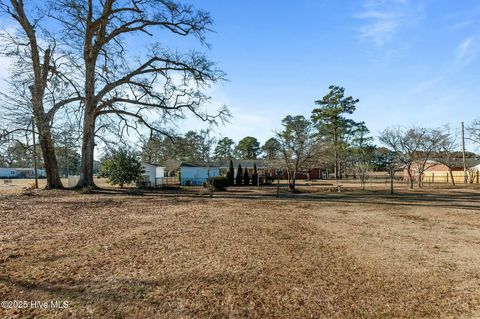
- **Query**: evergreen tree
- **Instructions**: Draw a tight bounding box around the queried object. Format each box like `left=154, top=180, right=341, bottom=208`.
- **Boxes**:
left=99, top=150, right=143, bottom=188
left=261, top=138, right=282, bottom=160
left=227, top=159, right=235, bottom=186
left=311, top=85, right=363, bottom=180
left=251, top=163, right=258, bottom=186
left=214, top=137, right=235, bottom=160
left=243, top=167, right=250, bottom=186
left=235, top=136, right=260, bottom=159
left=235, top=164, right=243, bottom=186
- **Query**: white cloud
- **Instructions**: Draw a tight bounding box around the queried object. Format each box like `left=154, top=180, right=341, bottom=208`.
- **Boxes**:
left=449, top=19, right=475, bottom=31
left=355, top=0, right=417, bottom=46
left=455, top=37, right=478, bottom=66
left=412, top=76, right=443, bottom=94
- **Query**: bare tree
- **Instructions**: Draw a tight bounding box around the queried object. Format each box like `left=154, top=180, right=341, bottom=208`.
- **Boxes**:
left=379, top=126, right=444, bottom=189
left=374, top=149, right=400, bottom=195
left=415, top=128, right=446, bottom=188
left=467, top=118, right=480, bottom=150
left=276, top=115, right=320, bottom=191
left=0, top=0, right=82, bottom=188
left=436, top=126, right=460, bottom=186
left=49, top=0, right=228, bottom=189
left=348, top=124, right=374, bottom=190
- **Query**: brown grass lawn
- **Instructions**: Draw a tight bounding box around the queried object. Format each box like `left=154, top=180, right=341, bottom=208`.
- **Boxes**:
left=1, top=185, right=480, bottom=318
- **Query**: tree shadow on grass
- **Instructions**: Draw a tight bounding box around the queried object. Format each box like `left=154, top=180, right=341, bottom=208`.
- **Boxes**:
left=37, top=185, right=480, bottom=212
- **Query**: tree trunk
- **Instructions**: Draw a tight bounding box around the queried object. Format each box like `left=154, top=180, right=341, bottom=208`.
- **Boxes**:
left=390, top=171, right=394, bottom=195
left=12, top=2, right=64, bottom=189
left=32, top=99, right=63, bottom=189
left=77, top=54, right=97, bottom=189
left=77, top=108, right=96, bottom=188
left=333, top=128, right=340, bottom=180
left=449, top=168, right=456, bottom=186
left=37, top=122, right=62, bottom=188
left=290, top=170, right=296, bottom=190
left=406, top=165, right=414, bottom=189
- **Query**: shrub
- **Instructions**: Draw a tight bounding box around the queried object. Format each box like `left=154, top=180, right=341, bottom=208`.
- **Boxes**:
left=99, top=149, right=143, bottom=188
left=243, top=167, right=250, bottom=186
left=227, top=159, right=235, bottom=186
left=251, top=163, right=258, bottom=186
left=208, top=176, right=229, bottom=190
left=235, top=164, right=243, bottom=186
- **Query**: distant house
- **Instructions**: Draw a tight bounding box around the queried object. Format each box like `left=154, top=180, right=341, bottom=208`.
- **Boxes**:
left=471, top=163, right=480, bottom=172
left=140, top=163, right=165, bottom=187
left=180, top=163, right=220, bottom=186
left=0, top=168, right=46, bottom=179
left=404, top=159, right=480, bottom=183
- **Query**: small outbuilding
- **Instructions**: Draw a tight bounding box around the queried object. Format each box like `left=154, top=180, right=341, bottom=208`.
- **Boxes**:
left=140, top=163, right=165, bottom=187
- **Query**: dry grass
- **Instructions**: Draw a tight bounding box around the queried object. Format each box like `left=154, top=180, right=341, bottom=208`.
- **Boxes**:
left=1, top=186, right=480, bottom=318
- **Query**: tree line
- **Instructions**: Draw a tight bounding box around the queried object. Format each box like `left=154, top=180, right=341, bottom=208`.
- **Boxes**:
left=1, top=1, right=480, bottom=192
left=139, top=84, right=480, bottom=192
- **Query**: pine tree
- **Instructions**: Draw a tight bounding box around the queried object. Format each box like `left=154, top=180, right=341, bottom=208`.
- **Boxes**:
left=235, top=164, right=243, bottom=186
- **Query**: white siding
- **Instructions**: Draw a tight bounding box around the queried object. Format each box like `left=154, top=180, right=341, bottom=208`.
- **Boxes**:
left=141, top=163, right=157, bottom=185
left=140, top=163, right=166, bottom=186
left=155, top=167, right=165, bottom=179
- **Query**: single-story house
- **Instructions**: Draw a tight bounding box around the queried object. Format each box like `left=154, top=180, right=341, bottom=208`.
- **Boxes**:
left=471, top=163, right=480, bottom=172
left=0, top=167, right=46, bottom=179
left=140, top=162, right=165, bottom=187
left=0, top=168, right=17, bottom=178
left=404, top=159, right=480, bottom=183
left=180, top=163, right=220, bottom=186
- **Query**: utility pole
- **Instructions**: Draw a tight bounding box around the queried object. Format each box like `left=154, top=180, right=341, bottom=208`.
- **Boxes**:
left=64, top=133, right=69, bottom=178
left=276, top=169, right=280, bottom=198
left=461, top=121, right=467, bottom=184
left=31, top=119, right=38, bottom=189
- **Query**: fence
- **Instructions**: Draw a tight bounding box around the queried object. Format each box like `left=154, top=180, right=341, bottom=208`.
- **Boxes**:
left=155, top=176, right=181, bottom=187
left=422, top=171, right=480, bottom=184
left=179, top=178, right=209, bottom=186
left=155, top=177, right=212, bottom=187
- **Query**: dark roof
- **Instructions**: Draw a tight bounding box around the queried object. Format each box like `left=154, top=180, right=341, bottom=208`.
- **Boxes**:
left=216, top=159, right=268, bottom=169
left=179, top=159, right=269, bottom=169
left=430, top=158, right=480, bottom=169
left=179, top=162, right=203, bottom=167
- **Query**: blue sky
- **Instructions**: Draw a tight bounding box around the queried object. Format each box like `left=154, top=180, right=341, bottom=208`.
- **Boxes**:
left=181, top=0, right=480, bottom=149
left=1, top=0, right=480, bottom=150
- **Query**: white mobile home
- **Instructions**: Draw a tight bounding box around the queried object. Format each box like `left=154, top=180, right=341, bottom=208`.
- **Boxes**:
left=0, top=168, right=46, bottom=179
left=0, top=168, right=18, bottom=178
left=180, top=163, right=220, bottom=186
